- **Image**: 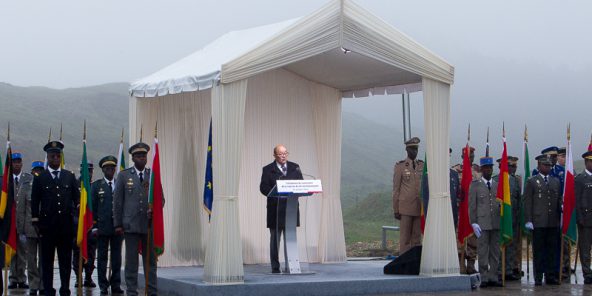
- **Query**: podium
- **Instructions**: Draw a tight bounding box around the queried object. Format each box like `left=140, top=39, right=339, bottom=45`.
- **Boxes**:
left=273, top=179, right=322, bottom=274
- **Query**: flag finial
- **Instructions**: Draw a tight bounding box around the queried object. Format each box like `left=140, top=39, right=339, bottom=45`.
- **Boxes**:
left=48, top=127, right=52, bottom=143
left=567, top=123, right=571, bottom=141
left=486, top=126, right=490, bottom=157
left=140, top=124, right=143, bottom=142
left=7, top=122, right=10, bottom=142
left=502, top=122, right=505, bottom=138
left=524, top=125, right=528, bottom=142
left=83, top=120, right=87, bottom=141
left=59, top=122, right=63, bottom=141
left=467, top=123, right=471, bottom=142
left=120, top=127, right=124, bottom=143
left=154, top=121, right=158, bottom=138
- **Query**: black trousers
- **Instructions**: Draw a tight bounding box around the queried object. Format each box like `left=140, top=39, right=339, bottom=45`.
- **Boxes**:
left=269, top=228, right=286, bottom=270
left=41, top=231, right=73, bottom=296
left=97, top=234, right=123, bottom=291
left=532, top=227, right=559, bottom=282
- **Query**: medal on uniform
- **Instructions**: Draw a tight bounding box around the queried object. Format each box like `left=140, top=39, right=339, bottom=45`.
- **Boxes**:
left=127, top=178, right=134, bottom=186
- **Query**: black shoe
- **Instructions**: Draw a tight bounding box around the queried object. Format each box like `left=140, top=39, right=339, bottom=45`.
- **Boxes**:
left=18, top=282, right=30, bottom=289
left=112, top=287, right=124, bottom=294
left=546, top=279, right=560, bottom=285
left=8, top=283, right=18, bottom=289
left=585, top=278, right=592, bottom=284
left=505, top=274, right=520, bottom=281
left=479, top=281, right=488, bottom=288
left=83, top=279, right=96, bottom=288
left=488, top=281, right=503, bottom=287
left=100, top=289, right=108, bottom=295
left=39, top=290, right=45, bottom=295
left=271, top=268, right=281, bottom=274
left=29, top=289, right=38, bottom=296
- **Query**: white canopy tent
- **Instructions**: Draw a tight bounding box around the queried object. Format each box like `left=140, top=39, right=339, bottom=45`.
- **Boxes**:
left=130, top=0, right=457, bottom=284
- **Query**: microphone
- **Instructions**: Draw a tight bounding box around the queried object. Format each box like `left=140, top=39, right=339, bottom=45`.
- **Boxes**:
left=295, top=166, right=316, bottom=179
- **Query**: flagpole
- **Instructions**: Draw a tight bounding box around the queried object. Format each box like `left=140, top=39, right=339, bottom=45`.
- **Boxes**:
left=144, top=122, right=156, bottom=296
left=502, top=246, right=506, bottom=286
left=459, top=124, right=471, bottom=273
left=78, top=121, right=86, bottom=295
left=5, top=123, right=11, bottom=295
left=501, top=123, right=505, bottom=287
left=574, top=240, right=579, bottom=284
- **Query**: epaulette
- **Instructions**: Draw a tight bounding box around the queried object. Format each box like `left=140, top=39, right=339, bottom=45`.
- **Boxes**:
left=396, top=160, right=405, bottom=165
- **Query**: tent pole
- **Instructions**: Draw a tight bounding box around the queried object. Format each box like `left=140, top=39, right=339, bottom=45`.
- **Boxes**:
left=407, top=92, right=412, bottom=137
left=402, top=94, right=407, bottom=142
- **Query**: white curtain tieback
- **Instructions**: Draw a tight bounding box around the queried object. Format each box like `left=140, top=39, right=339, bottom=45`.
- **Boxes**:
left=434, top=192, right=450, bottom=199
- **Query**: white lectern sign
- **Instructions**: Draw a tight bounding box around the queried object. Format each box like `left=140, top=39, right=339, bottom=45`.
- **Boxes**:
left=276, top=180, right=323, bottom=194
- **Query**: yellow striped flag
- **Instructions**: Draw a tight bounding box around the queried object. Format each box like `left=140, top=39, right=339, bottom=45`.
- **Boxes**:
left=76, top=136, right=93, bottom=261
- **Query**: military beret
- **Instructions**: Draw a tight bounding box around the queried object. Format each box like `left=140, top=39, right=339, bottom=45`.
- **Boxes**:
left=582, top=151, right=592, bottom=160
left=480, top=156, right=494, bottom=167
left=44, top=141, right=64, bottom=153
left=541, top=146, right=559, bottom=155
left=31, top=161, right=44, bottom=169
left=535, top=154, right=553, bottom=165
left=99, top=155, right=117, bottom=168
left=404, top=137, right=420, bottom=147
left=129, top=142, right=150, bottom=155
left=11, top=152, right=22, bottom=160
left=557, top=147, right=566, bottom=155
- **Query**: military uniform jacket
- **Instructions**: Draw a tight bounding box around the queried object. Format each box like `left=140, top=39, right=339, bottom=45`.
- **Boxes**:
left=15, top=173, right=37, bottom=237
left=393, top=158, right=424, bottom=216
left=31, top=169, right=80, bottom=235
left=575, top=171, right=592, bottom=227
left=91, top=178, right=116, bottom=236
left=113, top=167, right=151, bottom=234
left=524, top=174, right=562, bottom=228
left=259, top=161, right=303, bottom=229
left=469, top=178, right=500, bottom=230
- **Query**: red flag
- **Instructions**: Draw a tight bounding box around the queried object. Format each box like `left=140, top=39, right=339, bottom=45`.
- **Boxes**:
left=149, top=138, right=165, bottom=256
left=457, top=144, right=474, bottom=245
left=562, top=127, right=577, bottom=243
left=1, top=142, right=17, bottom=267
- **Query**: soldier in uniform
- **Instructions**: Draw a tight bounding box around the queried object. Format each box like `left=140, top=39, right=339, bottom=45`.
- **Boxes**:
left=524, top=154, right=561, bottom=285
left=576, top=151, right=592, bottom=284
left=493, top=156, right=522, bottom=280
left=393, top=137, right=424, bottom=254
left=556, top=147, right=571, bottom=281
left=8, top=152, right=30, bottom=290
left=469, top=156, right=502, bottom=287
left=113, top=143, right=158, bottom=296
left=92, top=156, right=124, bottom=295
left=72, top=161, right=97, bottom=288
left=459, top=146, right=478, bottom=274
left=25, top=161, right=45, bottom=295
left=31, top=141, right=80, bottom=296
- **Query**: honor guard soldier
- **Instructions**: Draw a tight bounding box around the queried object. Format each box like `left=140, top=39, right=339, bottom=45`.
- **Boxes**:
left=73, top=161, right=97, bottom=288
left=393, top=137, right=424, bottom=254
left=9, top=152, right=30, bottom=290
left=576, top=151, right=592, bottom=284
left=31, top=141, right=80, bottom=296
left=459, top=146, right=478, bottom=274
left=92, top=156, right=124, bottom=295
left=469, top=156, right=502, bottom=287
left=494, top=156, right=522, bottom=280
left=113, top=143, right=158, bottom=296
left=524, top=154, right=561, bottom=285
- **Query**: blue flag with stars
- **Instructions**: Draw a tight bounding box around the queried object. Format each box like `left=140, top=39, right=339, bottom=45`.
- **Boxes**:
left=203, top=120, right=213, bottom=220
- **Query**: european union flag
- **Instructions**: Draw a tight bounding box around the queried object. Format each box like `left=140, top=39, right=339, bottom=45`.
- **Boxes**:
left=203, top=120, right=213, bottom=220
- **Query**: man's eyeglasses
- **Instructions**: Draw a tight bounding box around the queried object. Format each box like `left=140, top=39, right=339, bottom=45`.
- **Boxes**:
left=275, top=152, right=289, bottom=156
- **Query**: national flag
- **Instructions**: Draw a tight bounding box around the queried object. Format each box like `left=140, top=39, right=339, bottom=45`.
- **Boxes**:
left=497, top=134, right=513, bottom=246
left=562, top=125, right=577, bottom=244
left=520, top=127, right=531, bottom=235
left=458, top=143, right=474, bottom=245
left=149, top=137, right=165, bottom=256
left=203, top=121, right=213, bottom=219
left=419, top=153, right=427, bottom=234
left=116, top=140, right=125, bottom=176
left=0, top=141, right=17, bottom=267
left=76, top=138, right=93, bottom=261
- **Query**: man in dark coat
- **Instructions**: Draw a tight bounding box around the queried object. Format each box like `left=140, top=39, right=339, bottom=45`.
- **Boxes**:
left=31, top=141, right=80, bottom=296
left=259, top=144, right=303, bottom=273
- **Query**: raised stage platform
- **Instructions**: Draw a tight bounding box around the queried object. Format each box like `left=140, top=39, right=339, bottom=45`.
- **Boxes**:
left=140, top=260, right=472, bottom=296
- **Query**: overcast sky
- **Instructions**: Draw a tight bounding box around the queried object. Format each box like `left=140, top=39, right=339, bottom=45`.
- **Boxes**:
left=1, top=0, right=591, bottom=165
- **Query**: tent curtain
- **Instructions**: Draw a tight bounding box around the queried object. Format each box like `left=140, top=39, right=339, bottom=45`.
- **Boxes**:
left=130, top=91, right=212, bottom=267
left=204, top=79, right=248, bottom=284
left=312, top=85, right=347, bottom=263
left=419, top=77, right=459, bottom=276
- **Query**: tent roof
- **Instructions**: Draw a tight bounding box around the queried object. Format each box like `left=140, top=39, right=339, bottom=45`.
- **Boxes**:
left=130, top=0, right=453, bottom=98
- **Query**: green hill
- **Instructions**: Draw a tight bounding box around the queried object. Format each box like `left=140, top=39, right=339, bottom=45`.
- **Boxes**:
left=0, top=82, right=129, bottom=173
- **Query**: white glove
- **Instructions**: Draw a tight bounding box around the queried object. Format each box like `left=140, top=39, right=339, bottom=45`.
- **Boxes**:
left=19, top=234, right=27, bottom=243
left=471, top=223, right=482, bottom=238
left=525, top=222, right=534, bottom=230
